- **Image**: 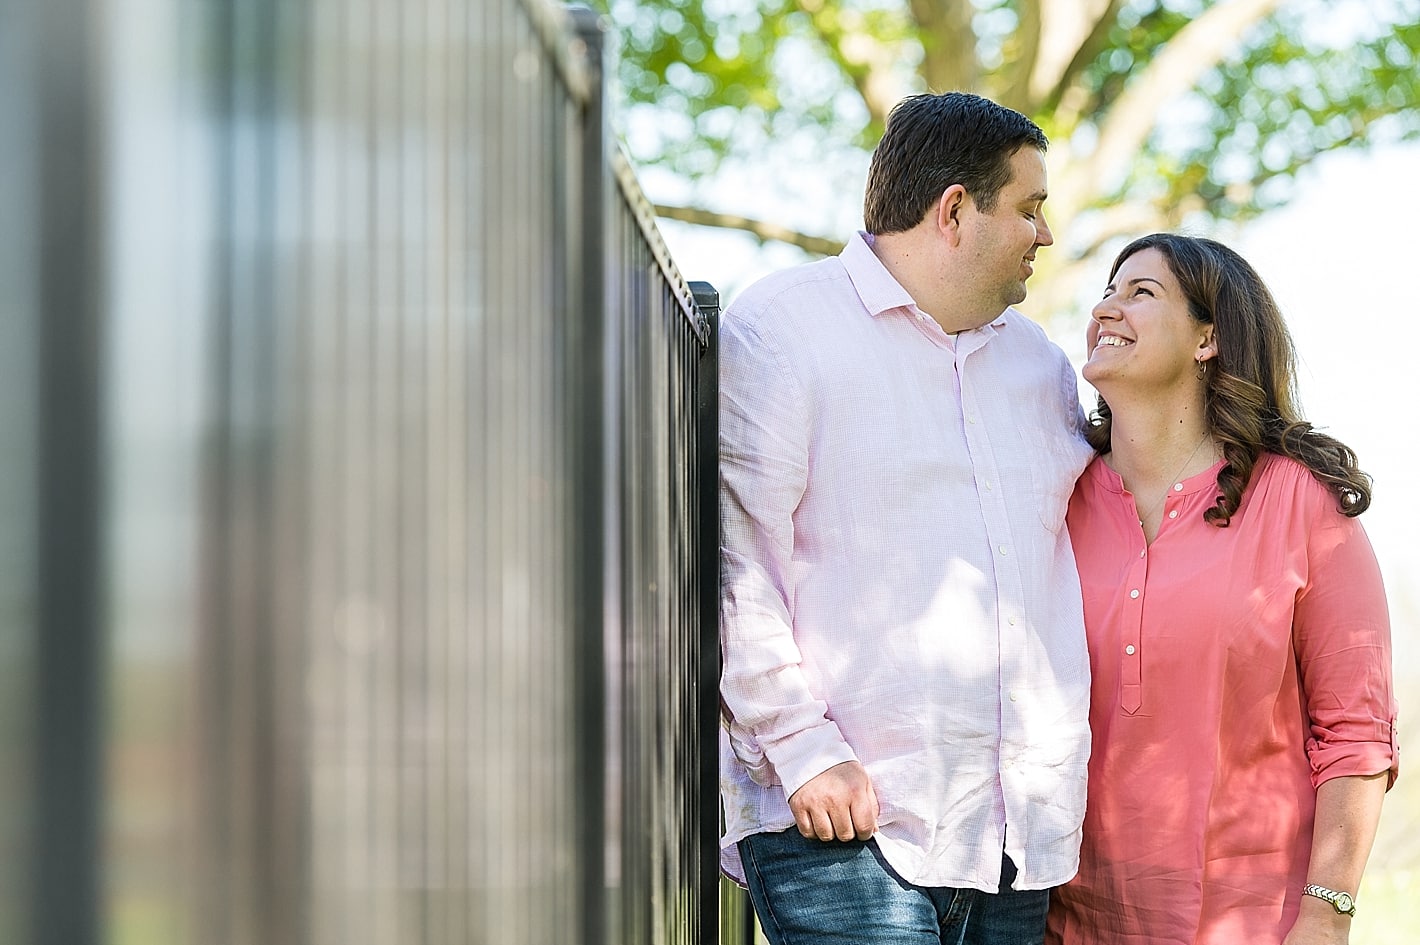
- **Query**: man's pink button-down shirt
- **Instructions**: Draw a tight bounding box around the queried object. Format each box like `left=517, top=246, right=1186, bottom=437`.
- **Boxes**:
left=719, top=233, right=1095, bottom=891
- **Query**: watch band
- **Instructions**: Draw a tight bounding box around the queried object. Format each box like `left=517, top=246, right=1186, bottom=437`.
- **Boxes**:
left=1302, top=883, right=1357, bottom=916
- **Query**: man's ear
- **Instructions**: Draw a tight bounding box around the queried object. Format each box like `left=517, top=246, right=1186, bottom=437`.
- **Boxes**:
left=935, top=184, right=969, bottom=245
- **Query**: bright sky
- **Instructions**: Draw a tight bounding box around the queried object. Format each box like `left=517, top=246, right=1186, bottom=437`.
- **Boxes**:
left=657, top=141, right=1420, bottom=690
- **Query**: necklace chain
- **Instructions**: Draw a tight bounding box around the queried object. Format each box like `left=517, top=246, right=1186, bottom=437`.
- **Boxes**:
left=1135, top=434, right=1210, bottom=527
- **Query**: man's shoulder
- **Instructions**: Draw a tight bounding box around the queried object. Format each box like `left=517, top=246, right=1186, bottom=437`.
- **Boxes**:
left=723, top=256, right=852, bottom=330
left=996, top=307, right=1071, bottom=362
left=997, top=306, right=1051, bottom=343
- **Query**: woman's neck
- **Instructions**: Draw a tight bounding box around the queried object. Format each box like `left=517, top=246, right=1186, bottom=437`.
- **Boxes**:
left=1105, top=393, right=1216, bottom=486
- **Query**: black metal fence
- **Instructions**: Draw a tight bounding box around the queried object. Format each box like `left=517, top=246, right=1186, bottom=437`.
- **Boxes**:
left=0, top=0, right=720, bottom=942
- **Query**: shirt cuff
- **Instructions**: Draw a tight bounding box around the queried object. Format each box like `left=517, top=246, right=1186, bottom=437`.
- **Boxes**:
left=763, top=722, right=860, bottom=800
left=1308, top=719, right=1400, bottom=790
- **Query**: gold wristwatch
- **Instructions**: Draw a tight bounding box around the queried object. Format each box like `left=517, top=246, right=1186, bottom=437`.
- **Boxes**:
left=1302, top=883, right=1357, bottom=916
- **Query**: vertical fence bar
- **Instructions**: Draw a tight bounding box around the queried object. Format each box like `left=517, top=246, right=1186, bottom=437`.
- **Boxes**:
left=689, top=281, right=721, bottom=945
left=569, top=6, right=608, bottom=945
left=32, top=2, right=106, bottom=942
left=0, top=3, right=40, bottom=940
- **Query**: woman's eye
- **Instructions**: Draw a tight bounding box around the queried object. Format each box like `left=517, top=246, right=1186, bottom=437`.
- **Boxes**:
left=1134, top=287, right=1154, bottom=297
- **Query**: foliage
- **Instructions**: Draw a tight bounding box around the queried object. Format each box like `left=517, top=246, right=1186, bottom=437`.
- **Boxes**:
left=590, top=0, right=1420, bottom=313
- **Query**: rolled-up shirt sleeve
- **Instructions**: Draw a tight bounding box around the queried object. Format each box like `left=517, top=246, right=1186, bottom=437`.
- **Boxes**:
left=1294, top=495, right=1400, bottom=790
left=719, top=311, right=858, bottom=799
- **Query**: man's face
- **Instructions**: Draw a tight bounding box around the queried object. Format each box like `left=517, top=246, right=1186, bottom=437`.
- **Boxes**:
left=963, top=147, right=1053, bottom=311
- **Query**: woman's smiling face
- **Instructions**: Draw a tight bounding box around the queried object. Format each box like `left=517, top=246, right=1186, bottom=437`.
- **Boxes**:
left=1084, top=247, right=1215, bottom=391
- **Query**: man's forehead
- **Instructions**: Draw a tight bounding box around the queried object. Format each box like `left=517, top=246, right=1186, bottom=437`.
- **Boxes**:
left=1005, top=148, right=1048, bottom=198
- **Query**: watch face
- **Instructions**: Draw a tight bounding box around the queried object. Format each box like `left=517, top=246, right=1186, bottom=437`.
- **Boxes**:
left=1335, top=892, right=1354, bottom=913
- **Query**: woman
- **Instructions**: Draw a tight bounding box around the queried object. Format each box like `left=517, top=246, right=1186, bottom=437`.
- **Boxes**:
left=1047, top=234, right=1398, bottom=945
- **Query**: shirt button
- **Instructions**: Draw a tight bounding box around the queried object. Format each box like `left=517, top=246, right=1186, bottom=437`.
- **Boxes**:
left=1009, top=691, right=1019, bottom=702
left=968, top=416, right=978, bottom=424
left=984, top=480, right=993, bottom=491
left=1168, top=509, right=1179, bottom=519
left=1129, top=589, right=1140, bottom=599
left=1008, top=616, right=1017, bottom=626
left=999, top=545, right=1008, bottom=555
left=1125, top=645, right=1136, bottom=655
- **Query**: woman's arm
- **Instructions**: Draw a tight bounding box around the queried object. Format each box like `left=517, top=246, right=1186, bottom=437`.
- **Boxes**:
left=1282, top=771, right=1389, bottom=945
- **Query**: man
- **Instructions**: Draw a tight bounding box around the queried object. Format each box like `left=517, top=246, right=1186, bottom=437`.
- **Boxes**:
left=719, top=92, right=1094, bottom=944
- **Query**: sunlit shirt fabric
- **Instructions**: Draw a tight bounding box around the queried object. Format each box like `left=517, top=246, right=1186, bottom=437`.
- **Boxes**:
left=1047, top=453, right=1399, bottom=945
left=718, top=232, right=1095, bottom=891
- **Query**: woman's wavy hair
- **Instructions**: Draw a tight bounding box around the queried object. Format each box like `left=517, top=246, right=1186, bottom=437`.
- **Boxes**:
left=1086, top=233, right=1371, bottom=524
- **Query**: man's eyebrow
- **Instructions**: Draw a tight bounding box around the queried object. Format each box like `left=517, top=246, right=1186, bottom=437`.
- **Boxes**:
left=1024, top=190, right=1048, bottom=203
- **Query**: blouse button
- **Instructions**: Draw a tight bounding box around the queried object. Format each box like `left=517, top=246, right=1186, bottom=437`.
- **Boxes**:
left=1125, top=645, right=1136, bottom=655
left=1129, top=589, right=1140, bottom=599
left=1174, top=482, right=1184, bottom=491
left=1168, top=509, right=1179, bottom=519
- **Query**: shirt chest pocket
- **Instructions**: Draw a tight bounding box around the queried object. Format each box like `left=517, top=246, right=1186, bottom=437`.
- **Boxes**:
left=1024, top=423, right=1084, bottom=534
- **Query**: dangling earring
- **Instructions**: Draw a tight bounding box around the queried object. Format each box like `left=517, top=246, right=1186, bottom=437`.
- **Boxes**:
left=1196, top=357, right=1208, bottom=380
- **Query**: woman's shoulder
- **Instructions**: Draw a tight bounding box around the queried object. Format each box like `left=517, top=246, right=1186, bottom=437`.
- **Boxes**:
left=1076, top=453, right=1117, bottom=489
left=1067, top=455, right=1121, bottom=520
left=1247, top=452, right=1350, bottom=519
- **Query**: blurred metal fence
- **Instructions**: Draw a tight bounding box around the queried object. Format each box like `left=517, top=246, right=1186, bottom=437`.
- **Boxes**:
left=0, top=0, right=720, bottom=943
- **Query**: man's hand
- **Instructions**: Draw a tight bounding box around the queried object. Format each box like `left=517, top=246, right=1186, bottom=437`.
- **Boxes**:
left=787, top=760, right=879, bottom=841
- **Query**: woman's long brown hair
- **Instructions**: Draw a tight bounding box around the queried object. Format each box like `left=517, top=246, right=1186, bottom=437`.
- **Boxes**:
left=1086, top=234, right=1371, bottom=524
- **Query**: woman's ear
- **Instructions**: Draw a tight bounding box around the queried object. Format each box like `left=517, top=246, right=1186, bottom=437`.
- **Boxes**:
left=1196, top=327, right=1218, bottom=363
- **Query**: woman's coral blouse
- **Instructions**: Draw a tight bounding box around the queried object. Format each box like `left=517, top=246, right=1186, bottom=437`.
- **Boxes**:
left=1048, top=453, right=1399, bottom=945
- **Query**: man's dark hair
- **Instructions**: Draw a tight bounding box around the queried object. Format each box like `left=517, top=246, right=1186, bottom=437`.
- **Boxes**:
left=863, top=92, right=1048, bottom=235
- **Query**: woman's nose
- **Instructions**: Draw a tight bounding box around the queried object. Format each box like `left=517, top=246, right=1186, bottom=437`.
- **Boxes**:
left=1091, top=293, right=1122, bottom=322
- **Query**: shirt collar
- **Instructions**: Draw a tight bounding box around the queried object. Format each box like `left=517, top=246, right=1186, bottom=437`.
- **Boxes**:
left=1093, top=456, right=1227, bottom=497
left=840, top=231, right=1010, bottom=331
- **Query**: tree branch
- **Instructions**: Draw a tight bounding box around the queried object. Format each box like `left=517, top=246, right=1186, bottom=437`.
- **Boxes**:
left=652, top=204, right=846, bottom=256
left=1064, top=0, right=1283, bottom=216
left=1040, top=0, right=1126, bottom=117
left=999, top=1, right=1043, bottom=112
left=909, top=0, right=980, bottom=92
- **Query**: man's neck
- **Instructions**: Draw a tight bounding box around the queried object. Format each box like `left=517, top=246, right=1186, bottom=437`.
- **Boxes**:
left=867, top=229, right=996, bottom=334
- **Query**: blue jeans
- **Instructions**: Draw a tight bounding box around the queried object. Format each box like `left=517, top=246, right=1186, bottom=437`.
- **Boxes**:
left=739, top=829, right=1048, bottom=945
